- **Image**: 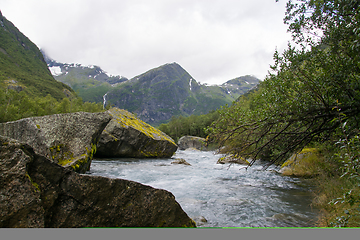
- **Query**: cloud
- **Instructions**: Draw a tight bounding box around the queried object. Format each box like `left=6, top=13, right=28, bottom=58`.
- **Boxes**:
left=1, top=0, right=291, bottom=84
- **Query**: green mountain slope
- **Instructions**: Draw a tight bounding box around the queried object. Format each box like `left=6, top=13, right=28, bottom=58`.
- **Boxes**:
left=43, top=57, right=260, bottom=126
left=42, top=51, right=128, bottom=103
left=105, top=63, right=259, bottom=125
left=0, top=11, right=103, bottom=123
left=0, top=11, right=74, bottom=100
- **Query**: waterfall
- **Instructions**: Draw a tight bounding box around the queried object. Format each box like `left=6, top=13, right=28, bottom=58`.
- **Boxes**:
left=103, top=93, right=108, bottom=109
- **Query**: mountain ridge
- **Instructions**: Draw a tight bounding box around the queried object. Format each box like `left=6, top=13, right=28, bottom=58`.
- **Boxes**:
left=105, top=62, right=259, bottom=125
left=41, top=51, right=128, bottom=103
left=43, top=52, right=260, bottom=126
left=0, top=11, right=74, bottom=100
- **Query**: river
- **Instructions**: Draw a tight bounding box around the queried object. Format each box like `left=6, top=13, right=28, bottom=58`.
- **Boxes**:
left=86, top=149, right=319, bottom=227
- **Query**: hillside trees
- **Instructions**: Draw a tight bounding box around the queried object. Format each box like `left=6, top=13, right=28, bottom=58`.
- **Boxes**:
left=0, top=88, right=104, bottom=123
left=158, top=110, right=220, bottom=142
left=209, top=0, right=360, bottom=167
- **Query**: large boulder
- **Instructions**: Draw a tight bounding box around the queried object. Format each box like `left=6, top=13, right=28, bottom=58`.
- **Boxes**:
left=0, top=136, right=196, bottom=228
left=0, top=112, right=111, bottom=173
left=178, top=136, right=208, bottom=151
left=96, top=108, right=177, bottom=158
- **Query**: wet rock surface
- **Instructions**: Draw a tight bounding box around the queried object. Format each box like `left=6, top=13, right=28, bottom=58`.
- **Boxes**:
left=0, top=136, right=196, bottom=228
left=171, top=158, right=191, bottom=166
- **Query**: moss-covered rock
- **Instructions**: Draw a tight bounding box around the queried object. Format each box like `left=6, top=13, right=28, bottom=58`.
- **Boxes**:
left=0, top=112, right=111, bottom=173
left=0, top=136, right=196, bottom=228
left=178, top=135, right=208, bottom=151
left=216, top=154, right=250, bottom=165
left=280, top=148, right=321, bottom=177
left=96, top=108, right=177, bottom=158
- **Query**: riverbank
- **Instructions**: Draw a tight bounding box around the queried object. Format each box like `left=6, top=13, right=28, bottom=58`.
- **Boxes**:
left=279, top=146, right=360, bottom=227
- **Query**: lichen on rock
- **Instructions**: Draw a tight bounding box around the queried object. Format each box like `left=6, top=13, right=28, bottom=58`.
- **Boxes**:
left=0, top=136, right=196, bottom=228
left=0, top=112, right=111, bottom=173
left=216, top=154, right=250, bottom=165
left=96, top=108, right=177, bottom=158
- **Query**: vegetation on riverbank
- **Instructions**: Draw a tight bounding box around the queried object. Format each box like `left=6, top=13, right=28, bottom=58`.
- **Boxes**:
left=279, top=142, right=360, bottom=227
left=158, top=110, right=220, bottom=143
left=205, top=0, right=360, bottom=227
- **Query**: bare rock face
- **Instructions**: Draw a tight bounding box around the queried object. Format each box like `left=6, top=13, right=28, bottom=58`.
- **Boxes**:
left=0, top=136, right=196, bottom=228
left=0, top=112, right=111, bottom=173
left=96, top=108, right=177, bottom=158
left=178, top=136, right=208, bottom=151
left=0, top=137, right=44, bottom=227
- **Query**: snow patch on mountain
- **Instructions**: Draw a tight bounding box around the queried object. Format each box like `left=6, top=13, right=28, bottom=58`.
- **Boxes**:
left=49, top=66, right=62, bottom=76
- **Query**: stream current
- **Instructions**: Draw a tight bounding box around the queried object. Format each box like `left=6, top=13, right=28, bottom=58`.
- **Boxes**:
left=86, top=149, right=319, bottom=227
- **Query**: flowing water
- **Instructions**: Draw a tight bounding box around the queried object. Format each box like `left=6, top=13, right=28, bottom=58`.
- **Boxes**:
left=86, top=149, right=319, bottom=227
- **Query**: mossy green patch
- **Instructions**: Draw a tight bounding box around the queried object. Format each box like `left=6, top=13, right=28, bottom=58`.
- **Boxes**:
left=25, top=172, right=40, bottom=192
left=281, top=147, right=318, bottom=168
left=280, top=147, right=321, bottom=177
left=49, top=142, right=96, bottom=172
left=108, top=108, right=176, bottom=145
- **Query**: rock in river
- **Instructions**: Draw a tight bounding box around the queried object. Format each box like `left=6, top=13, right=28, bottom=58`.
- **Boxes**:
left=217, top=154, right=250, bottom=165
left=0, top=136, right=196, bottom=228
left=178, top=136, right=208, bottom=151
left=96, top=108, right=177, bottom=158
left=0, top=112, right=111, bottom=173
left=171, top=158, right=191, bottom=166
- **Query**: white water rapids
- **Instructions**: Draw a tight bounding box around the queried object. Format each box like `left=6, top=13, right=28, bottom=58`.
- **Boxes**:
left=86, top=149, right=318, bottom=227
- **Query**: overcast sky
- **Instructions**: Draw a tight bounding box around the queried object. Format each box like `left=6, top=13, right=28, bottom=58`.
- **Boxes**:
left=1, top=0, right=291, bottom=85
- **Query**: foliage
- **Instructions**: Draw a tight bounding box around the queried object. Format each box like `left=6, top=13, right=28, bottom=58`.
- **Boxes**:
left=0, top=88, right=104, bottom=123
left=207, top=0, right=360, bottom=227
left=158, top=110, right=220, bottom=142
left=209, top=0, right=360, bottom=166
left=310, top=138, right=360, bottom=227
left=0, top=13, right=103, bottom=123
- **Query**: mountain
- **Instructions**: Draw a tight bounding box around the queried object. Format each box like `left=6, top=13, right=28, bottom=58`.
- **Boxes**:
left=0, top=11, right=74, bottom=100
left=44, top=55, right=260, bottom=125
left=42, top=51, right=259, bottom=127
left=42, top=51, right=128, bottom=103
left=105, top=63, right=259, bottom=125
